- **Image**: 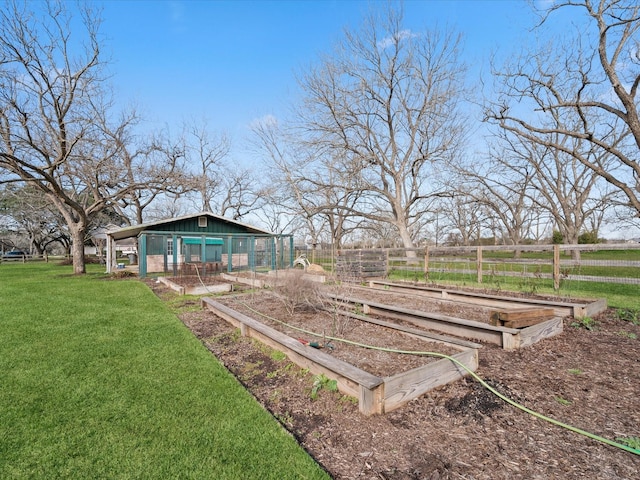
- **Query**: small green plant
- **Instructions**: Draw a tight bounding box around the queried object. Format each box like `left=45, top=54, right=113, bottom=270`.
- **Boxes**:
left=275, top=411, right=294, bottom=426
left=617, top=330, right=637, bottom=340
left=310, top=374, right=338, bottom=400
left=230, top=328, right=242, bottom=343
left=268, top=389, right=281, bottom=402
left=616, top=308, right=640, bottom=326
left=554, top=395, right=572, bottom=406
left=567, top=368, right=583, bottom=375
left=281, top=362, right=295, bottom=374
left=270, top=350, right=287, bottom=362
left=339, top=395, right=358, bottom=405
left=571, top=316, right=598, bottom=331
left=616, top=436, right=640, bottom=450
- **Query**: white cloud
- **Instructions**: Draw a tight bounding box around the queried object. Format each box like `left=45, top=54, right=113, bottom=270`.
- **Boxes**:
left=248, top=114, right=278, bottom=130
left=377, top=29, right=416, bottom=50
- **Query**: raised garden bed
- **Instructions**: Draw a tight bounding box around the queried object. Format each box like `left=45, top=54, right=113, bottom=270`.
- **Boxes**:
left=201, top=295, right=479, bottom=415
left=330, top=292, right=563, bottom=350
left=368, top=280, right=607, bottom=318
left=158, top=276, right=233, bottom=295
left=221, top=270, right=327, bottom=288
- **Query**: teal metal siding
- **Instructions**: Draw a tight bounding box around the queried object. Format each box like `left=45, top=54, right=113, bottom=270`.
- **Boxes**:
left=153, top=217, right=252, bottom=235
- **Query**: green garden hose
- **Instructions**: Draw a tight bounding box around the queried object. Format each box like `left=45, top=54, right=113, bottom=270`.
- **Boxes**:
left=239, top=300, right=640, bottom=456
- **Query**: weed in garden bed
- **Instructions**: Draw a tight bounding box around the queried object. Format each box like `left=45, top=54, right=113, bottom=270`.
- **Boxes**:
left=270, top=349, right=287, bottom=362
left=554, top=396, right=572, bottom=406
left=310, top=374, right=338, bottom=400
left=570, top=317, right=598, bottom=331
left=616, top=308, right=640, bottom=325
left=617, top=331, right=637, bottom=340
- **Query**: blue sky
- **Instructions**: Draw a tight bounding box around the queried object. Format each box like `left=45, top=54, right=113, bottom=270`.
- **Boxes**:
left=99, top=0, right=541, bottom=159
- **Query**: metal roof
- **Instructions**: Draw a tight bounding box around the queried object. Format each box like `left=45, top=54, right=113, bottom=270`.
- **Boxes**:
left=106, top=212, right=275, bottom=240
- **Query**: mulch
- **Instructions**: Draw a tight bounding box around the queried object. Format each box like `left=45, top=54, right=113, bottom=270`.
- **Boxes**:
left=148, top=278, right=640, bottom=479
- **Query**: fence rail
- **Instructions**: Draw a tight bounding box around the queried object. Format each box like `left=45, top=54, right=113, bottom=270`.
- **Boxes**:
left=0, top=253, right=49, bottom=263
left=302, top=243, right=640, bottom=289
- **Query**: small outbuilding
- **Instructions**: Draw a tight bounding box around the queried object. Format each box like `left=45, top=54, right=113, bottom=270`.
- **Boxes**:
left=106, top=212, right=294, bottom=278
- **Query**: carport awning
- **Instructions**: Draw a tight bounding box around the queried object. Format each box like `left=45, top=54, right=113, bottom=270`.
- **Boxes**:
left=182, top=237, right=224, bottom=245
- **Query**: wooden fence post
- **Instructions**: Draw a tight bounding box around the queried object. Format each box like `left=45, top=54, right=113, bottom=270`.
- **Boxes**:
left=385, top=249, right=390, bottom=277
left=424, top=247, right=429, bottom=280
left=477, top=246, right=483, bottom=284
left=553, top=244, right=560, bottom=290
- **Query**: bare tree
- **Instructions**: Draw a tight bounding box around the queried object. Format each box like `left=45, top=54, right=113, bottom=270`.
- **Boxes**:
left=294, top=5, right=468, bottom=254
left=487, top=0, right=640, bottom=218
left=252, top=115, right=365, bottom=247
left=458, top=164, right=535, bottom=249
left=0, top=183, right=70, bottom=254
left=112, top=127, right=191, bottom=225
left=218, top=165, right=263, bottom=221
left=0, top=1, right=175, bottom=273
left=182, top=120, right=230, bottom=213
left=440, top=193, right=484, bottom=246
left=486, top=102, right=617, bottom=258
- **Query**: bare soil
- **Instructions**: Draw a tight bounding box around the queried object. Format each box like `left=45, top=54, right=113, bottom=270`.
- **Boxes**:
left=147, top=278, right=640, bottom=479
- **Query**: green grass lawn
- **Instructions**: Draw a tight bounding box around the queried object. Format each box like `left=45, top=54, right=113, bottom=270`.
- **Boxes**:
left=0, top=263, right=329, bottom=479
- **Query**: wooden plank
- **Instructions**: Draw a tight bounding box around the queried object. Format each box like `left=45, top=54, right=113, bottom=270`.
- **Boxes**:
left=490, top=308, right=556, bottom=328
left=367, top=306, right=505, bottom=346
left=501, top=331, right=520, bottom=350
left=503, top=310, right=555, bottom=328
left=582, top=298, right=608, bottom=318
left=383, top=349, right=478, bottom=412
left=335, top=309, right=482, bottom=349
left=359, top=383, right=384, bottom=415
left=499, top=308, right=555, bottom=322
left=519, top=317, right=564, bottom=348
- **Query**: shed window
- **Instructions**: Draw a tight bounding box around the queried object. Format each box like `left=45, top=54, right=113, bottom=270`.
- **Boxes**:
left=198, top=216, right=207, bottom=227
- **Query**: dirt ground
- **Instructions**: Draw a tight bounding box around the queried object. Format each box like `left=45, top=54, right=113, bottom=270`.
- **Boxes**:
left=147, top=276, right=640, bottom=479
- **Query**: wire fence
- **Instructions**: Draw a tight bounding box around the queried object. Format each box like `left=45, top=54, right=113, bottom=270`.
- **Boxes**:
left=295, top=243, right=640, bottom=298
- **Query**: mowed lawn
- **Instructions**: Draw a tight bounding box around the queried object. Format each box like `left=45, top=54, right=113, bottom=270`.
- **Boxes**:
left=0, top=263, right=329, bottom=479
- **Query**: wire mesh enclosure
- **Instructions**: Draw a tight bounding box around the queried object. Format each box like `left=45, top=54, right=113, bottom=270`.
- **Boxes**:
left=142, top=233, right=294, bottom=278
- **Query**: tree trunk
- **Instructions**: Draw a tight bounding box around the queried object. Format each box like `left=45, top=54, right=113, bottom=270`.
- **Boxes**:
left=396, top=223, right=417, bottom=260
left=69, top=225, right=86, bottom=275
